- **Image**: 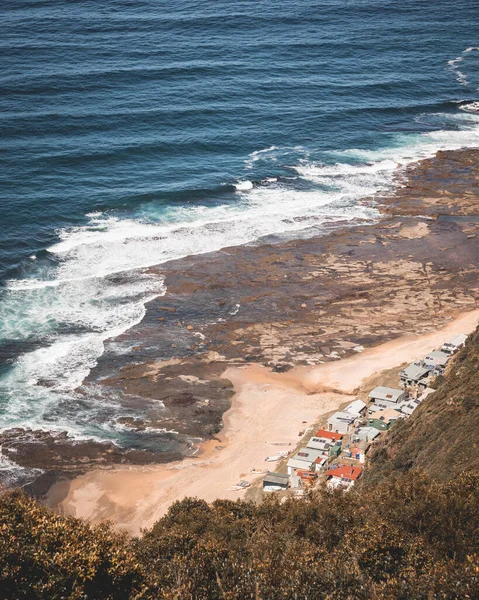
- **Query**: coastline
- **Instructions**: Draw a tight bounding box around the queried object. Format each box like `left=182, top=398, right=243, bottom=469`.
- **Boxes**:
left=50, top=309, right=479, bottom=535
left=3, top=147, right=479, bottom=517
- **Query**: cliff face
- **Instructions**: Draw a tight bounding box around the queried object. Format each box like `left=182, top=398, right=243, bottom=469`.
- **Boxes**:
left=365, top=325, right=479, bottom=485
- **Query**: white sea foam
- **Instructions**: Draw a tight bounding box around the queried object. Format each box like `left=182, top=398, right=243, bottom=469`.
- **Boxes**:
left=0, top=446, right=43, bottom=487
left=1, top=108, right=479, bottom=445
left=460, top=101, right=479, bottom=113
left=448, top=46, right=479, bottom=88
left=244, top=145, right=306, bottom=169
left=229, top=303, right=241, bottom=316
left=235, top=180, right=254, bottom=191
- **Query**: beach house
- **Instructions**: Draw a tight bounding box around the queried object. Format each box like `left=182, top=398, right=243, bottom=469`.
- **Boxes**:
left=398, top=400, right=419, bottom=416
left=307, top=437, right=332, bottom=452
left=326, top=465, right=363, bottom=491
left=353, top=426, right=381, bottom=442
left=344, top=440, right=370, bottom=464
left=441, top=333, right=467, bottom=354
left=287, top=447, right=324, bottom=475
left=399, top=362, right=432, bottom=388
left=327, top=411, right=356, bottom=434
left=314, top=429, right=344, bottom=443
left=368, top=386, right=407, bottom=410
left=263, top=472, right=290, bottom=492
left=343, top=399, right=367, bottom=419
left=399, top=385, right=435, bottom=415
left=423, top=350, right=450, bottom=373
left=368, top=408, right=403, bottom=431
left=314, top=456, right=328, bottom=471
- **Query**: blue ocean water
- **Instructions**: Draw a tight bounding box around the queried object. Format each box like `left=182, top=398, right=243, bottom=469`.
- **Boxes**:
left=0, top=0, right=478, bottom=468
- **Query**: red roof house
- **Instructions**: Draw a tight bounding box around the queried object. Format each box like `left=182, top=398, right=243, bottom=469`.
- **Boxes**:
left=327, top=465, right=363, bottom=490
left=314, top=429, right=344, bottom=441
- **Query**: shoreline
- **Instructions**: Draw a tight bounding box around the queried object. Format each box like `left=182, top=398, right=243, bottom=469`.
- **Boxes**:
left=2, top=146, right=479, bottom=506
left=50, top=309, right=479, bottom=534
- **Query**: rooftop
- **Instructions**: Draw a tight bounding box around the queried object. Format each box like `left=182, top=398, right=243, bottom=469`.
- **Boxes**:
left=348, top=440, right=370, bottom=453
left=423, top=350, right=450, bottom=366
left=327, top=465, right=363, bottom=481
left=418, top=387, right=435, bottom=401
left=307, top=438, right=331, bottom=450
left=368, top=386, right=404, bottom=401
left=315, top=429, right=344, bottom=441
left=263, top=472, right=289, bottom=486
left=328, top=411, right=356, bottom=423
left=344, top=399, right=367, bottom=416
left=443, top=333, right=467, bottom=347
left=370, top=408, right=403, bottom=423
left=401, top=362, right=431, bottom=381
left=353, top=426, right=381, bottom=441
left=291, top=447, right=324, bottom=463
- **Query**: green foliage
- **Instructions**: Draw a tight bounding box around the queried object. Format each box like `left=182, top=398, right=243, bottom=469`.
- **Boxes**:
left=1, top=472, right=478, bottom=599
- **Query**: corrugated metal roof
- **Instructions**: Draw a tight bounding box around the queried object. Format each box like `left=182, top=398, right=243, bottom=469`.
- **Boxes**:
left=344, top=399, right=367, bottom=416
left=263, top=472, right=289, bottom=485
left=354, top=427, right=380, bottom=441
left=368, top=386, right=404, bottom=401
left=400, top=363, right=430, bottom=381
left=424, top=350, right=450, bottom=366
left=328, top=411, right=355, bottom=423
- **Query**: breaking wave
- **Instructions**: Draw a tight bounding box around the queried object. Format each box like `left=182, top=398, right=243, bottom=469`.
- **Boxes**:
left=1, top=108, right=478, bottom=454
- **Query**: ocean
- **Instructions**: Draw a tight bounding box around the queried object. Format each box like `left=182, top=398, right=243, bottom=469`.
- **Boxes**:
left=1, top=0, right=478, bottom=479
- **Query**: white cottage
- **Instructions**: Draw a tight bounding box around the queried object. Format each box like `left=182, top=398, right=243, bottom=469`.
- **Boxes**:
left=287, top=447, right=324, bottom=475
left=327, top=411, right=356, bottom=434
left=368, top=386, right=407, bottom=410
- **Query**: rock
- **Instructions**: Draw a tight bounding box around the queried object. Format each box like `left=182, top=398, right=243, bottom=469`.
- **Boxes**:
left=271, top=363, right=293, bottom=373
left=158, top=306, right=176, bottom=313
left=26, top=146, right=477, bottom=498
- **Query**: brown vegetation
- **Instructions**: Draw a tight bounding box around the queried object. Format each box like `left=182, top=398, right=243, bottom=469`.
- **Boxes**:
left=365, top=325, right=479, bottom=484
left=2, top=320, right=478, bottom=599
left=1, top=471, right=478, bottom=599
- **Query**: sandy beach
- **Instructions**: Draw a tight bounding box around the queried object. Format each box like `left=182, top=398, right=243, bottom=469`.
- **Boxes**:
left=50, top=308, right=479, bottom=535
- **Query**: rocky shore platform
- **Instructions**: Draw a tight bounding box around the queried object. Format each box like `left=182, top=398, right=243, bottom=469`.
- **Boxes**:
left=2, top=148, right=478, bottom=497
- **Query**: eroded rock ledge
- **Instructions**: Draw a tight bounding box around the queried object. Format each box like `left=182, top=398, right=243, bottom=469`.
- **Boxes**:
left=2, top=149, right=479, bottom=490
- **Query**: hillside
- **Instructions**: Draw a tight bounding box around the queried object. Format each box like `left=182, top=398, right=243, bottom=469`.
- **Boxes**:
left=1, top=472, right=478, bottom=599
left=0, top=333, right=478, bottom=598
left=364, top=325, right=479, bottom=485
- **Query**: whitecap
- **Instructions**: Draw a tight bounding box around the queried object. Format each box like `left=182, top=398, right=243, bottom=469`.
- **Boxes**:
left=235, top=180, right=254, bottom=191
left=459, top=101, right=479, bottom=113
left=2, top=104, right=479, bottom=447
left=447, top=46, right=479, bottom=87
